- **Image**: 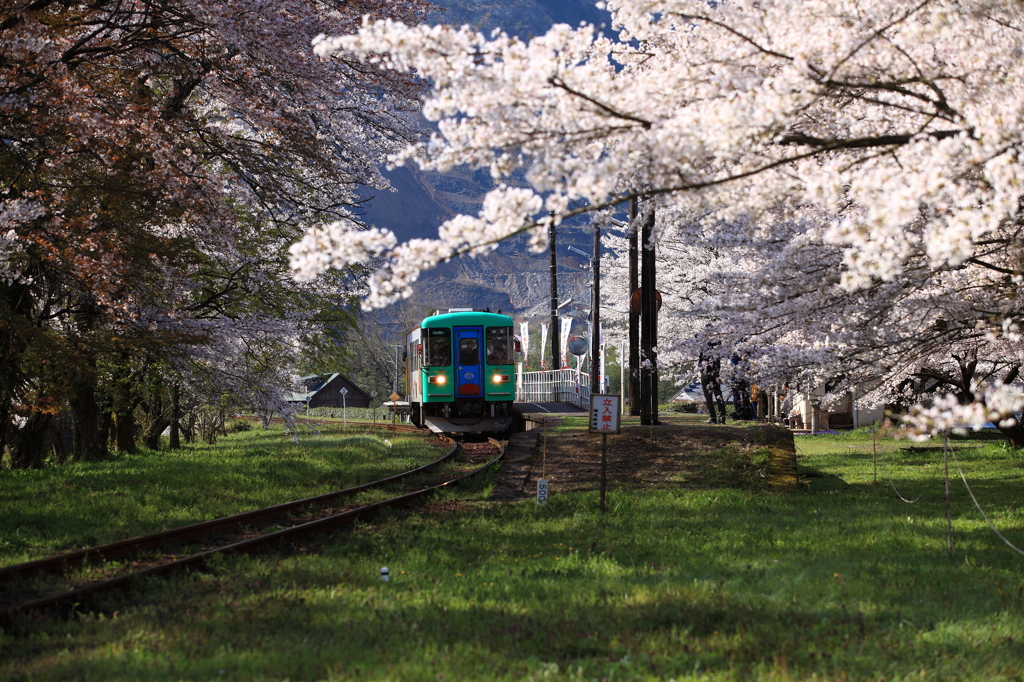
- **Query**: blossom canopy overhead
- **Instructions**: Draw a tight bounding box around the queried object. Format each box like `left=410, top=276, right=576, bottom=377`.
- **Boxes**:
left=296, top=0, right=1024, bottom=313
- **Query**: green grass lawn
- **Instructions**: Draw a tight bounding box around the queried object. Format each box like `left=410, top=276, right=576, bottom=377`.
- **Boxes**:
left=0, top=425, right=445, bottom=567
left=4, top=424, right=1024, bottom=681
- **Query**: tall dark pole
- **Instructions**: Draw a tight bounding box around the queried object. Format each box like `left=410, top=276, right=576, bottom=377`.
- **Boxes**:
left=590, top=223, right=601, bottom=397
left=628, top=198, right=640, bottom=415
left=549, top=216, right=560, bottom=371
left=640, top=203, right=659, bottom=425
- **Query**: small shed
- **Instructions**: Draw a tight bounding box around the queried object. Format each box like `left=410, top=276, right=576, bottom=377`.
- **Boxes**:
left=286, top=374, right=372, bottom=408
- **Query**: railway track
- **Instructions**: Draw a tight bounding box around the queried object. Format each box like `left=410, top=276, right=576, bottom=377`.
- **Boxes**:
left=0, top=437, right=504, bottom=629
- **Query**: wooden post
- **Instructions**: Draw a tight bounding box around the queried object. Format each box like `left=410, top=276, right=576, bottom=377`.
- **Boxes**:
left=640, top=203, right=658, bottom=425
left=944, top=431, right=953, bottom=554
left=549, top=215, right=560, bottom=373
left=872, top=423, right=878, bottom=495
left=619, top=340, right=625, bottom=413
left=591, top=223, right=601, bottom=399
left=600, top=433, right=608, bottom=513
left=543, top=418, right=548, bottom=479
left=628, top=198, right=640, bottom=416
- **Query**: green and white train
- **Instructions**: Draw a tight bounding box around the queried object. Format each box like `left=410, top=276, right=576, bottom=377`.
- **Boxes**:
left=405, top=309, right=518, bottom=434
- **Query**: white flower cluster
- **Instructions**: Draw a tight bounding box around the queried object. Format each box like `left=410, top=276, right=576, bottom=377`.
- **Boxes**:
left=904, top=385, right=1024, bottom=439
left=289, top=221, right=397, bottom=281
left=304, top=0, right=1024, bottom=309
left=0, top=229, right=24, bottom=284
left=291, top=185, right=543, bottom=307
left=0, top=199, right=42, bottom=284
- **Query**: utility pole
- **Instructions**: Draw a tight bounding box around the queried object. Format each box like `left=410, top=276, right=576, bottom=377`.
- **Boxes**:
left=628, top=197, right=640, bottom=415
left=388, top=344, right=401, bottom=396
left=549, top=215, right=560, bottom=371
left=590, top=222, right=601, bottom=397
left=640, top=202, right=659, bottom=425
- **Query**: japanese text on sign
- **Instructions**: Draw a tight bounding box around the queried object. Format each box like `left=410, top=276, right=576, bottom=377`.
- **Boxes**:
left=589, top=394, right=621, bottom=434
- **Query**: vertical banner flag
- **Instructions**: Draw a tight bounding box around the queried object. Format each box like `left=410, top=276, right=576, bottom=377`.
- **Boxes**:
left=520, top=321, right=529, bottom=367
left=540, top=323, right=548, bottom=370
left=560, top=318, right=572, bottom=369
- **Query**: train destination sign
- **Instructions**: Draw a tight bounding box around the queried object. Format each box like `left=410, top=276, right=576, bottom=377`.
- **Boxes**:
left=590, top=394, right=620, bottom=434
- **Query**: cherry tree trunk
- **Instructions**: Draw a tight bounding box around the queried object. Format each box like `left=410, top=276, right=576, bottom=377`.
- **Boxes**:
left=997, top=422, right=1024, bottom=449
left=142, top=381, right=170, bottom=450
left=8, top=412, right=54, bottom=469
left=169, top=384, right=181, bottom=450
left=628, top=198, right=640, bottom=416
left=69, top=355, right=107, bottom=462
left=112, top=360, right=136, bottom=453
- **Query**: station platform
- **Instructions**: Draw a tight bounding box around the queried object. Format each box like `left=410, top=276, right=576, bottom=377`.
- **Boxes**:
left=410, top=402, right=587, bottom=434
left=512, top=401, right=587, bottom=416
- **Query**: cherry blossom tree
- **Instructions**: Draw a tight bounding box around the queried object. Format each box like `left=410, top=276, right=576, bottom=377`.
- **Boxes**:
left=1, top=0, right=429, bottom=466
left=300, top=0, right=1024, bottom=441
left=625, top=210, right=1024, bottom=435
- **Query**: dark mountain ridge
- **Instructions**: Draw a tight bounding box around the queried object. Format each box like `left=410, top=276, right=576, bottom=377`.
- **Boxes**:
left=353, top=0, right=613, bottom=324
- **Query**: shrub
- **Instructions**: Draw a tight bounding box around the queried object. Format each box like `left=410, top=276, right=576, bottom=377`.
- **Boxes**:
left=227, top=419, right=253, bottom=433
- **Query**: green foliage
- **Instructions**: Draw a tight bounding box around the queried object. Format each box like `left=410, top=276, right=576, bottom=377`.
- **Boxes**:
left=0, top=425, right=443, bottom=567
left=4, top=429, right=1024, bottom=680
left=306, top=407, right=393, bottom=422
left=226, top=419, right=253, bottom=433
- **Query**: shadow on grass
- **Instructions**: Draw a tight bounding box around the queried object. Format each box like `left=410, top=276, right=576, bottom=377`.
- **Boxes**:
left=27, top=507, right=1024, bottom=682
left=8, top=440, right=1024, bottom=681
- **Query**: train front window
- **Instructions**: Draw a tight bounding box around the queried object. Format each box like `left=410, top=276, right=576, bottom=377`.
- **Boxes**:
left=486, top=327, right=512, bottom=365
left=459, top=337, right=479, bottom=366
left=425, top=329, right=451, bottom=367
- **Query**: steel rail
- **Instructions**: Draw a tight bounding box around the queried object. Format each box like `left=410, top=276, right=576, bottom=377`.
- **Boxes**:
left=0, top=439, right=504, bottom=629
left=0, top=438, right=459, bottom=582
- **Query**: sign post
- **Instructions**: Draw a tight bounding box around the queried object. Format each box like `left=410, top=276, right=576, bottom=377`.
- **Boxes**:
left=340, top=387, right=349, bottom=428
left=389, top=391, right=401, bottom=436
left=537, top=477, right=548, bottom=506
left=590, top=394, right=621, bottom=512
left=537, top=417, right=550, bottom=506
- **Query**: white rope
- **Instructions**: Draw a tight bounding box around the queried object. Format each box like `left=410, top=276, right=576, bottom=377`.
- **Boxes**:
left=947, top=440, right=1024, bottom=558
left=878, top=445, right=925, bottom=504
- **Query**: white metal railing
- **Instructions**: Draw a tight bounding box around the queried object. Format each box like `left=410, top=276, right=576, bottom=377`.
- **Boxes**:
left=517, top=366, right=590, bottom=410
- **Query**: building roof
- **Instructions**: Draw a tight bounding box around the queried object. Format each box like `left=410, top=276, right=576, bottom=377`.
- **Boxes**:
left=285, top=373, right=369, bottom=404
left=672, top=381, right=739, bottom=404
left=670, top=380, right=704, bottom=403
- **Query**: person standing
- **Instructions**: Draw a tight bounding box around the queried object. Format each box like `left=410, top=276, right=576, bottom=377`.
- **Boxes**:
left=698, top=339, right=727, bottom=424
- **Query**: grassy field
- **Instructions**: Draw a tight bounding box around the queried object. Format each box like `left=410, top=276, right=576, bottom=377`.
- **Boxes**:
left=3, top=422, right=1024, bottom=681
left=0, top=425, right=447, bottom=567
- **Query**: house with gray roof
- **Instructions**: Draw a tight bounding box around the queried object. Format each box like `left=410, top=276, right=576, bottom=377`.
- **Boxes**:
left=285, top=374, right=371, bottom=408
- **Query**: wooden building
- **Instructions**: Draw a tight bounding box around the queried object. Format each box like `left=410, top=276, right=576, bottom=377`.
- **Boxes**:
left=286, top=374, right=372, bottom=408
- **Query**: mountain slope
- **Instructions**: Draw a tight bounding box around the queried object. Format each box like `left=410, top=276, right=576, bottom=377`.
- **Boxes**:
left=354, top=0, right=612, bottom=318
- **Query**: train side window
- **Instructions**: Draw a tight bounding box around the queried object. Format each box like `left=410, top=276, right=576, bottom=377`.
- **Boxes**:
left=486, top=326, right=512, bottom=365
left=426, top=329, right=451, bottom=367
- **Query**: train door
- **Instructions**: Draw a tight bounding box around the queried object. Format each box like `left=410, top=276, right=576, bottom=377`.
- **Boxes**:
left=454, top=326, right=483, bottom=397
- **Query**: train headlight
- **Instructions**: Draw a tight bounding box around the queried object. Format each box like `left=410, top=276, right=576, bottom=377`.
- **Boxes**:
left=428, top=375, right=446, bottom=385
left=492, top=374, right=510, bottom=383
